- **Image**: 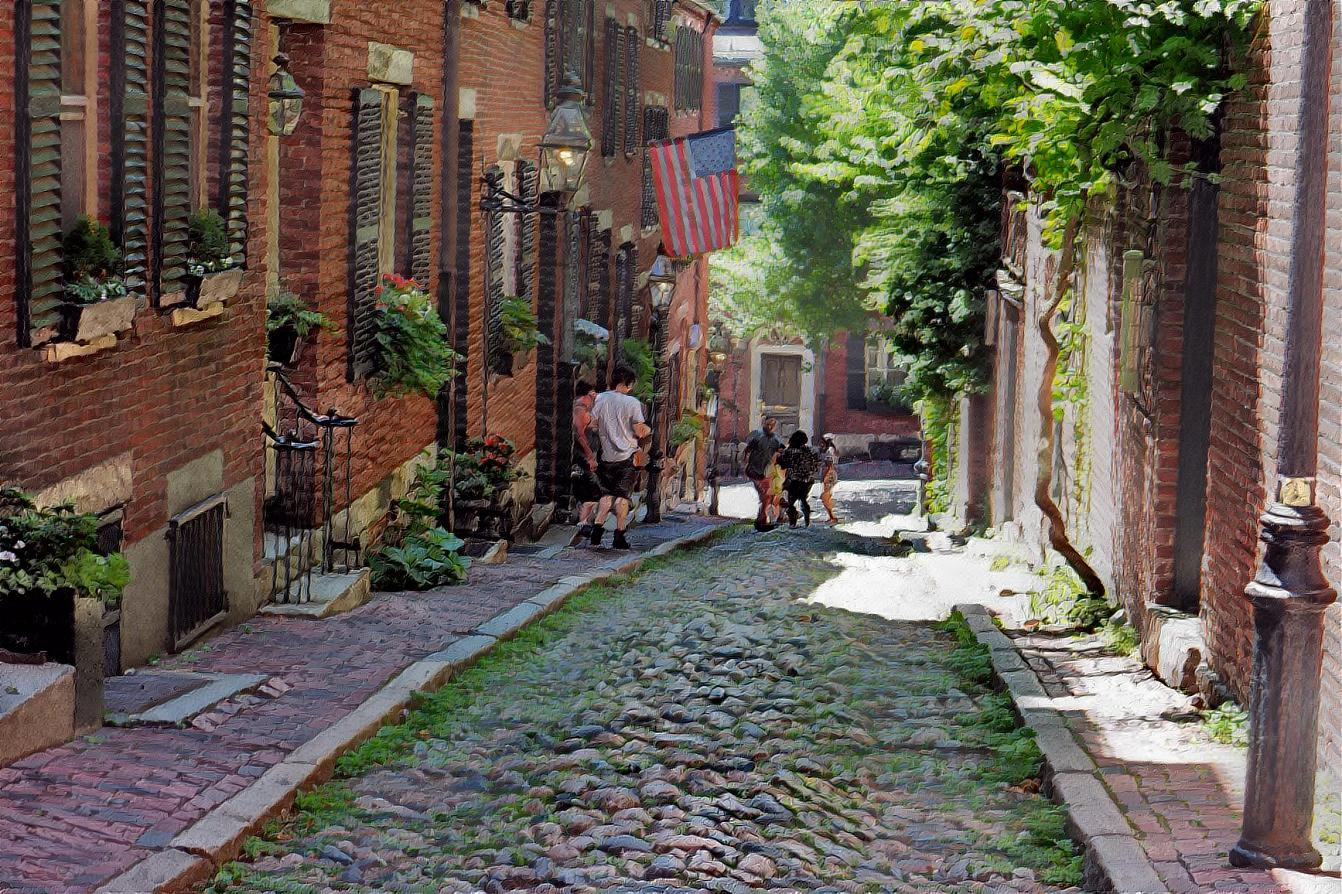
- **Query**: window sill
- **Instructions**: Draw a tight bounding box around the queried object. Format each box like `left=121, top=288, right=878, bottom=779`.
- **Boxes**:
left=170, top=301, right=226, bottom=328
left=43, top=334, right=119, bottom=363
left=646, top=37, right=671, bottom=51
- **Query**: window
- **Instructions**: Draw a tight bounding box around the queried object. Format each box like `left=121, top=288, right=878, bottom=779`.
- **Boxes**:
left=716, top=83, right=742, bottom=129
left=726, top=0, right=756, bottom=25
left=187, top=0, right=209, bottom=209
left=674, top=26, right=703, bottom=113
left=865, top=336, right=909, bottom=409
left=59, top=0, right=97, bottom=230
left=641, top=107, right=668, bottom=229
left=545, top=0, right=596, bottom=108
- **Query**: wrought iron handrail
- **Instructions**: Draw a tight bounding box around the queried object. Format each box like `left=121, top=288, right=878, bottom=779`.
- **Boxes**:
left=264, top=366, right=360, bottom=604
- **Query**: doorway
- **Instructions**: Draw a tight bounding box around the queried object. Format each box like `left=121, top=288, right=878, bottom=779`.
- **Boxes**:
left=760, top=353, right=802, bottom=435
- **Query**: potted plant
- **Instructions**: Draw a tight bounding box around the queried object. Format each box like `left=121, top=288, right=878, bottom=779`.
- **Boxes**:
left=184, top=209, right=243, bottom=308
left=574, top=318, right=610, bottom=380
left=373, top=274, right=463, bottom=399
left=0, top=487, right=129, bottom=729
left=266, top=291, right=337, bottom=366
left=60, top=216, right=135, bottom=344
left=494, top=296, right=549, bottom=376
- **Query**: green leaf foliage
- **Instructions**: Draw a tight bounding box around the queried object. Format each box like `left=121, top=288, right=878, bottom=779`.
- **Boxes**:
left=498, top=296, right=550, bottom=355
left=0, top=486, right=130, bottom=605
left=369, top=527, right=469, bottom=591
left=265, top=291, right=337, bottom=338
left=373, top=274, right=463, bottom=400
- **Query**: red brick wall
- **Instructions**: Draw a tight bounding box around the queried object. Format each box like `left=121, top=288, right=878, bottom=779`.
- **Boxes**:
left=819, top=331, right=919, bottom=440
left=0, top=0, right=270, bottom=552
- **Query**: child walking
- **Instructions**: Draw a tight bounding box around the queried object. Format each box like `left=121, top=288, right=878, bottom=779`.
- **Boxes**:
left=777, top=430, right=821, bottom=528
left=819, top=434, right=840, bottom=524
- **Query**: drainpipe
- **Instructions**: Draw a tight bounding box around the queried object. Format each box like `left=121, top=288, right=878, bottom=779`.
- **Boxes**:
left=437, top=0, right=462, bottom=449
left=1231, top=0, right=1336, bottom=870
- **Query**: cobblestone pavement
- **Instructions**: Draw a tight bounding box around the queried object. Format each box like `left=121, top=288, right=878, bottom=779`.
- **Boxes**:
left=1016, top=630, right=1338, bottom=894
left=0, top=515, right=725, bottom=894
left=213, top=525, right=1084, bottom=894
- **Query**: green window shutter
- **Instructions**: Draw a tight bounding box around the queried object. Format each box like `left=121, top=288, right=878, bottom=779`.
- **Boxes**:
left=16, top=0, right=64, bottom=345
left=408, top=93, right=434, bottom=286
left=155, top=0, right=193, bottom=302
left=516, top=159, right=538, bottom=304
left=348, top=88, right=384, bottom=380
left=219, top=0, right=252, bottom=263
left=116, top=0, right=151, bottom=297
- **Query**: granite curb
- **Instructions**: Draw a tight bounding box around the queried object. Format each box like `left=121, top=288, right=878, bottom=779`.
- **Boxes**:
left=954, top=603, right=1170, bottom=894
left=93, top=523, right=731, bottom=894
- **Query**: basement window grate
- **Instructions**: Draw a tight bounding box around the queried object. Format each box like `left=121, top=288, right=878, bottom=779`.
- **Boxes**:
left=168, top=495, right=228, bottom=649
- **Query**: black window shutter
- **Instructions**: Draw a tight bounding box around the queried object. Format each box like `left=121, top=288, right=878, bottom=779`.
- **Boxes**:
left=543, top=0, right=560, bottom=108
left=641, top=107, right=667, bottom=229
left=156, top=0, right=194, bottom=303
left=485, top=166, right=507, bottom=373
left=602, top=19, right=620, bottom=157
left=622, top=27, right=639, bottom=157
left=516, top=160, right=539, bottom=303
left=115, top=0, right=152, bottom=298
left=348, top=88, right=384, bottom=380
left=408, top=92, right=434, bottom=286
left=16, top=0, right=64, bottom=345
left=845, top=334, right=868, bottom=410
left=218, top=0, right=252, bottom=264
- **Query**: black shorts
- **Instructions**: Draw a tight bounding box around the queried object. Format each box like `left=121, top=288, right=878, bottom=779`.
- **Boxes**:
left=571, top=466, right=603, bottom=504
left=597, top=459, right=639, bottom=500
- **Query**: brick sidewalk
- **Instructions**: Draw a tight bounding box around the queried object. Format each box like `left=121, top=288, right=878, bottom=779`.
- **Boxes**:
left=1013, top=630, right=1319, bottom=894
left=0, top=515, right=728, bottom=894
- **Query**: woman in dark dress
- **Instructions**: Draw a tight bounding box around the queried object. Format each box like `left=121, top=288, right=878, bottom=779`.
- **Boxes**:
left=776, top=430, right=821, bottom=528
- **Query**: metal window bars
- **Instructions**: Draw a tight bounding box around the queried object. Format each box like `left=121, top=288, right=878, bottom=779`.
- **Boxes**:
left=264, top=365, right=360, bottom=604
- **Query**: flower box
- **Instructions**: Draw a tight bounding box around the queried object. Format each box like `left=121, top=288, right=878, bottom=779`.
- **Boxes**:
left=185, top=267, right=244, bottom=309
left=59, top=295, right=137, bottom=345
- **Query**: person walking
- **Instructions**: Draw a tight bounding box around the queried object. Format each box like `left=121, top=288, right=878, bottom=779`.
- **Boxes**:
left=589, top=366, right=651, bottom=550
left=777, top=430, right=821, bottom=528
left=743, top=416, right=784, bottom=531
left=570, top=381, right=604, bottom=546
left=819, top=433, right=840, bottom=524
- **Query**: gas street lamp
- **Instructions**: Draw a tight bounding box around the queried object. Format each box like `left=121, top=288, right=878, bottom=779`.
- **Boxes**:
left=539, top=74, right=592, bottom=196
left=643, top=251, right=678, bottom=524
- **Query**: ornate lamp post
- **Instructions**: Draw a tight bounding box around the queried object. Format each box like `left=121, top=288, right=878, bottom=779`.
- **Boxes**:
left=266, top=53, right=305, bottom=137
left=642, top=252, right=677, bottom=524
left=1231, top=0, right=1336, bottom=871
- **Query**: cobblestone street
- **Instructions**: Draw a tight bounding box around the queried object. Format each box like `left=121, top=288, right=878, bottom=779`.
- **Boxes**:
left=213, top=512, right=1084, bottom=893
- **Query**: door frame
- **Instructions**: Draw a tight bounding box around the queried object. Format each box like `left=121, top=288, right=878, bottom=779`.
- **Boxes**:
left=748, top=340, right=815, bottom=436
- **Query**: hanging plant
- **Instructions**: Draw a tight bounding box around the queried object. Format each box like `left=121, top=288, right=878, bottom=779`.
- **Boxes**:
left=499, top=296, right=550, bottom=356
left=373, top=274, right=462, bottom=400
left=266, top=291, right=338, bottom=365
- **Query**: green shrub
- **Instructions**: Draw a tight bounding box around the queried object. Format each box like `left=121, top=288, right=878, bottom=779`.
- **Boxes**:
left=63, top=216, right=126, bottom=305
left=668, top=412, right=705, bottom=449
left=373, top=274, right=462, bottom=399
left=498, top=296, right=550, bottom=355
left=0, top=487, right=129, bottom=605
left=369, top=527, right=469, bottom=591
left=187, top=209, right=232, bottom=275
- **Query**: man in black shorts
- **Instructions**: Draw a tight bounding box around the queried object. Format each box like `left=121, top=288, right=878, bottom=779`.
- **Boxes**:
left=571, top=381, right=603, bottom=545
left=589, top=366, right=651, bottom=549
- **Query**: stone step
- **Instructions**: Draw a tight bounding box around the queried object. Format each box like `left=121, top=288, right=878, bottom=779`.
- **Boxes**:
left=105, top=671, right=268, bottom=727
left=0, top=662, right=75, bottom=766
left=260, top=569, right=371, bottom=619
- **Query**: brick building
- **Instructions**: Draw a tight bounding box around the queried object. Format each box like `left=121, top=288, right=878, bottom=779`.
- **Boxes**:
left=0, top=0, right=719, bottom=731
left=961, top=4, right=1339, bottom=785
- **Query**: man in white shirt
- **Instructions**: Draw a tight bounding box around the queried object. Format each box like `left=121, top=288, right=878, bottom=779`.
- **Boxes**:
left=588, top=366, right=652, bottom=549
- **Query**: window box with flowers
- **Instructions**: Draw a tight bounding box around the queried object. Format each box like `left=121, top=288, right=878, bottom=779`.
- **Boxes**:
left=493, top=296, right=549, bottom=377
left=58, top=217, right=135, bottom=346
left=183, top=210, right=243, bottom=309
left=373, top=274, right=463, bottom=400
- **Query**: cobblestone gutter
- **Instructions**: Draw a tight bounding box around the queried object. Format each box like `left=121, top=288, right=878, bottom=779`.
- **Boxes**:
left=954, top=603, right=1168, bottom=894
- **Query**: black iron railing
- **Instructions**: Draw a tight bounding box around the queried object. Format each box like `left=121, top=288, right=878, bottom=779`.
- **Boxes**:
left=264, top=366, right=359, bottom=603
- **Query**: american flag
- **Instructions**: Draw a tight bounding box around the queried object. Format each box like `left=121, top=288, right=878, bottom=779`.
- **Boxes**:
left=649, top=127, right=741, bottom=258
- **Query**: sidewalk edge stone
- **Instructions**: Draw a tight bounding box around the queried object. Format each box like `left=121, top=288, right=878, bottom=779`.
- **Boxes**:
left=954, top=602, right=1168, bottom=894
left=98, top=521, right=728, bottom=892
